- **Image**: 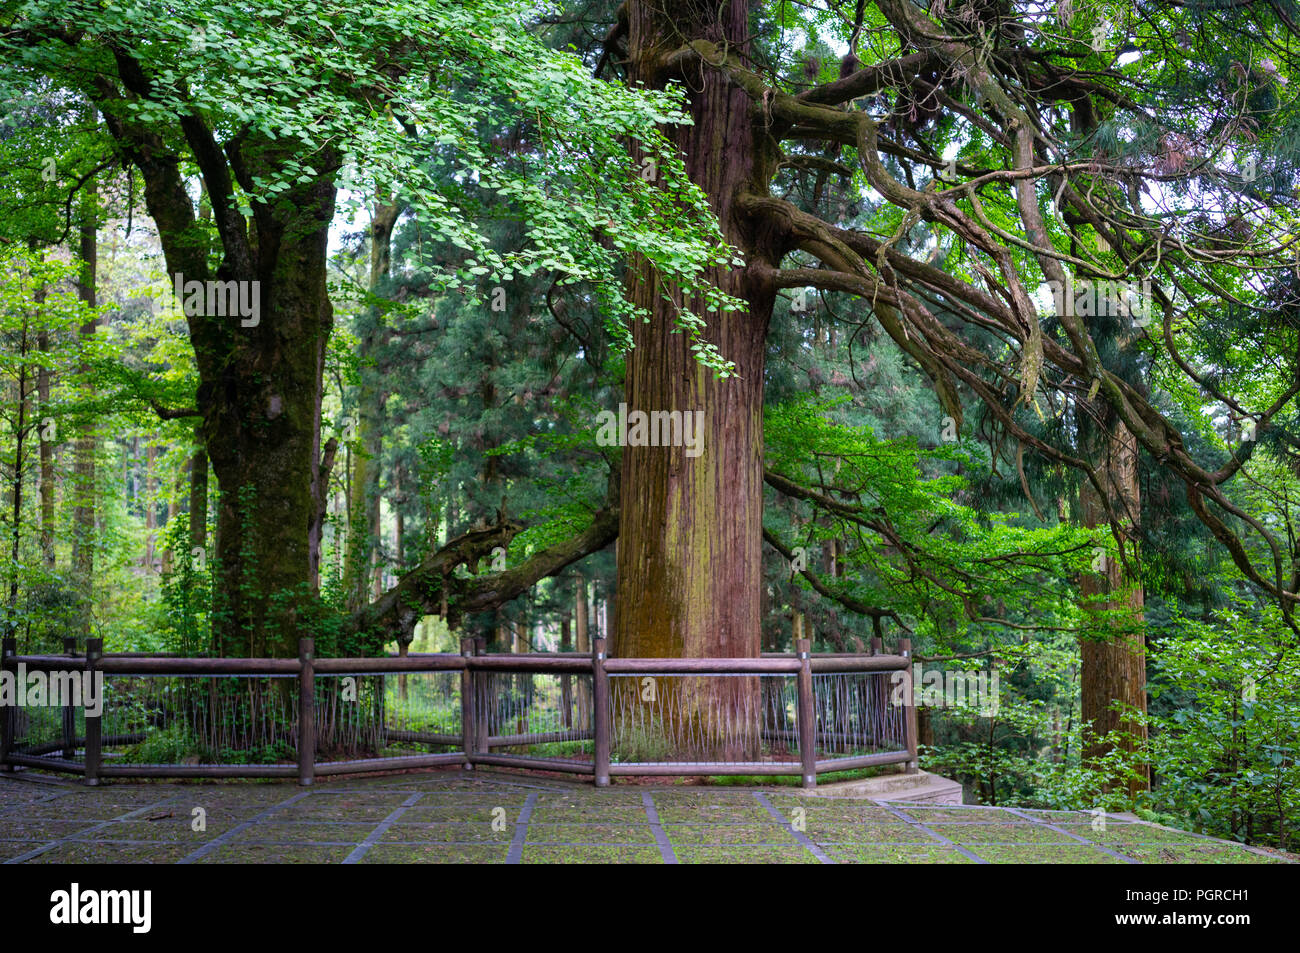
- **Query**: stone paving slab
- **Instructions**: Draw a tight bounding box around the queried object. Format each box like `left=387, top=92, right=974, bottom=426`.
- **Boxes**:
left=0, top=769, right=1294, bottom=864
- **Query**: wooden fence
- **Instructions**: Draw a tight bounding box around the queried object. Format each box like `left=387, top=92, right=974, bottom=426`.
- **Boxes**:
left=0, top=635, right=918, bottom=788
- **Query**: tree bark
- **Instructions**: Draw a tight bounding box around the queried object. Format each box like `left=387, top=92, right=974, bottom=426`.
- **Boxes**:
left=203, top=193, right=335, bottom=657
left=96, top=75, right=341, bottom=655
left=1079, top=411, right=1149, bottom=797
left=343, top=198, right=400, bottom=612
left=5, top=318, right=30, bottom=643
left=36, top=273, right=54, bottom=571
left=178, top=141, right=340, bottom=657
left=613, top=0, right=785, bottom=759
left=616, top=0, right=778, bottom=664
left=189, top=426, right=207, bottom=554
left=71, top=192, right=98, bottom=640
left=559, top=608, right=573, bottom=728
left=143, top=441, right=157, bottom=573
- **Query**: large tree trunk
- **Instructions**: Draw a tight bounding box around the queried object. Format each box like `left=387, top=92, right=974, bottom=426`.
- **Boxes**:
left=200, top=168, right=338, bottom=658
left=614, top=0, right=780, bottom=760
left=1079, top=411, right=1149, bottom=798
left=100, top=80, right=342, bottom=656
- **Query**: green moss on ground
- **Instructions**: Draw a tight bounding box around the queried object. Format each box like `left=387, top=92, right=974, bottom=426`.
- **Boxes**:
left=231, top=822, right=364, bottom=844
left=662, top=823, right=790, bottom=845
left=827, top=845, right=975, bottom=864
left=674, top=845, right=819, bottom=864
left=527, top=806, right=649, bottom=823
left=380, top=822, right=512, bottom=843
left=525, top=824, right=657, bottom=844
left=5, top=773, right=1295, bottom=864
left=1122, top=844, right=1287, bottom=864
left=29, top=843, right=197, bottom=863
left=195, top=845, right=356, bottom=863
left=522, top=846, right=663, bottom=863
left=358, top=845, right=507, bottom=863
left=803, top=823, right=936, bottom=844
left=653, top=806, right=773, bottom=823
left=964, top=844, right=1126, bottom=864
left=927, top=823, right=1080, bottom=844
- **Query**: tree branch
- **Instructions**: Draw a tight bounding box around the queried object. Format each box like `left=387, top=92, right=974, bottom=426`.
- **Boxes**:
left=346, top=506, right=618, bottom=641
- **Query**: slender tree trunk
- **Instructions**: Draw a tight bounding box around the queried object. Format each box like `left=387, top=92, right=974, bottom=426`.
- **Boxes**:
left=5, top=320, right=30, bottom=643
left=559, top=609, right=573, bottom=728
left=36, top=271, right=54, bottom=571
left=1079, top=412, right=1149, bottom=797
left=512, top=620, right=531, bottom=746
left=393, top=464, right=404, bottom=572
left=143, top=441, right=157, bottom=572
left=575, top=575, right=590, bottom=725
left=371, top=497, right=385, bottom=600
left=189, top=426, right=208, bottom=554
left=71, top=191, right=98, bottom=640
left=343, top=198, right=399, bottom=612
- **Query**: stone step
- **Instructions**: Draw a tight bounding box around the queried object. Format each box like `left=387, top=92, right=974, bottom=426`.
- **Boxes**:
left=788, top=769, right=964, bottom=805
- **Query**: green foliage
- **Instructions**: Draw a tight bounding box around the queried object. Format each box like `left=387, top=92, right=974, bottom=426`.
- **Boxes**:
left=1145, top=603, right=1300, bottom=848
left=1, top=0, right=1298, bottom=857
left=0, top=0, right=744, bottom=373
left=765, top=394, right=1100, bottom=650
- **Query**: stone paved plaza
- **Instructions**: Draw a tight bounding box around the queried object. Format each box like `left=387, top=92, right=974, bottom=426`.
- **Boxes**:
left=0, top=769, right=1292, bottom=864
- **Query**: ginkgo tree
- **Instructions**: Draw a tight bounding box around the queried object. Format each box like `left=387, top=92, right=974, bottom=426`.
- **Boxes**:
left=0, top=0, right=740, bottom=655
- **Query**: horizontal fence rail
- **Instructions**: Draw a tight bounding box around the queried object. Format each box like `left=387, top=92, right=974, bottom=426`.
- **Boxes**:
left=0, top=636, right=918, bottom=788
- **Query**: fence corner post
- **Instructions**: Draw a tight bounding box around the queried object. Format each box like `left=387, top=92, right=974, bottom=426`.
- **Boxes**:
left=83, top=638, right=102, bottom=786
left=0, top=636, right=15, bottom=772
left=592, top=636, right=610, bottom=787
left=297, top=637, right=315, bottom=787
left=899, top=637, right=919, bottom=775
left=796, top=638, right=816, bottom=789
left=460, top=636, right=476, bottom=771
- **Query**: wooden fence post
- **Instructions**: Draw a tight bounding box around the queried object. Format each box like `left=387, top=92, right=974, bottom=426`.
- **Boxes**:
left=83, top=638, right=102, bottom=786
left=900, top=637, right=919, bottom=774
left=592, top=636, right=610, bottom=787
left=0, top=636, right=15, bottom=772
left=62, top=636, right=78, bottom=759
left=298, top=637, right=315, bottom=786
left=796, top=638, right=816, bottom=789
left=460, top=636, right=476, bottom=770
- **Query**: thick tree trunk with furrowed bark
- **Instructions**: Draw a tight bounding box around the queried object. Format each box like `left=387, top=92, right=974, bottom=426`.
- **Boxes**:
left=201, top=170, right=337, bottom=657
left=97, top=72, right=341, bottom=657
left=614, top=0, right=786, bottom=760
